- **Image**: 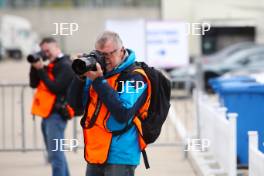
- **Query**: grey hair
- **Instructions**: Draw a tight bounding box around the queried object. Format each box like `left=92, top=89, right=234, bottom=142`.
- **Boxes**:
left=95, top=31, right=123, bottom=49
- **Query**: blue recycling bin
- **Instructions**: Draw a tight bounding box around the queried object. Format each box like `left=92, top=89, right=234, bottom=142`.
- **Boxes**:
left=217, top=82, right=264, bottom=166
left=209, top=76, right=256, bottom=93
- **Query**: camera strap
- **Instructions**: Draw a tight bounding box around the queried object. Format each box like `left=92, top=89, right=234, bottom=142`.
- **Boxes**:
left=87, top=100, right=102, bottom=129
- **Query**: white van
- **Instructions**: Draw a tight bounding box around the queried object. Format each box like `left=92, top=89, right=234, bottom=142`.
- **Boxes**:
left=0, top=14, right=38, bottom=60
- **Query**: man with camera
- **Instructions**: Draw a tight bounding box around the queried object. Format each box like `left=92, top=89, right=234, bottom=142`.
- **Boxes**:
left=29, top=37, right=74, bottom=176
left=68, top=31, right=151, bottom=176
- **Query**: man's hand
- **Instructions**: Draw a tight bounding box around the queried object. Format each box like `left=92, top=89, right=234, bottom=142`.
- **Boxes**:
left=83, top=63, right=103, bottom=81
left=32, top=60, right=44, bottom=70
left=72, top=53, right=84, bottom=59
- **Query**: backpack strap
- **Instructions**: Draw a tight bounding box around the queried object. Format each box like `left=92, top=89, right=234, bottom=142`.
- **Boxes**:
left=111, top=122, right=134, bottom=136
left=142, top=149, right=150, bottom=169
left=115, top=63, right=139, bottom=84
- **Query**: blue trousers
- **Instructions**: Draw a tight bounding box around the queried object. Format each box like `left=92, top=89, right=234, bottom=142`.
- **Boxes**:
left=41, top=113, right=70, bottom=176
left=86, top=163, right=136, bottom=176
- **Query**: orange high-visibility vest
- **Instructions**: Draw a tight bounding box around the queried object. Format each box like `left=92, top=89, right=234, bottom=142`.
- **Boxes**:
left=82, top=68, right=151, bottom=164
left=31, top=64, right=56, bottom=118
left=31, top=63, right=75, bottom=118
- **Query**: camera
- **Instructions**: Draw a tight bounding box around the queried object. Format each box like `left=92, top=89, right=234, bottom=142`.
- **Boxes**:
left=72, top=50, right=107, bottom=75
left=54, top=97, right=74, bottom=121
left=27, top=51, right=48, bottom=63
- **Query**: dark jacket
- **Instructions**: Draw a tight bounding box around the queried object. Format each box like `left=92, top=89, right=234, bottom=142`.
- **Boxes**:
left=29, top=55, right=74, bottom=111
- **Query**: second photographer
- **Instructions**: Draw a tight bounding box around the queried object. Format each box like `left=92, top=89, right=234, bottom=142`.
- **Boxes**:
left=29, top=37, right=74, bottom=176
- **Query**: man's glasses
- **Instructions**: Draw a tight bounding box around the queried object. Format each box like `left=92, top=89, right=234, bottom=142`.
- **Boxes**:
left=97, top=48, right=120, bottom=57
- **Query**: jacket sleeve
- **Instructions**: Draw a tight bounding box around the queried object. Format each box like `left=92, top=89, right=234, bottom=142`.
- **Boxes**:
left=37, top=62, right=74, bottom=94
left=92, top=73, right=148, bottom=124
left=67, top=76, right=92, bottom=115
left=29, top=66, right=40, bottom=88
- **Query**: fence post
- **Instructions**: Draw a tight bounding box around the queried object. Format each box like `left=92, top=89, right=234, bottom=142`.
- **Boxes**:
left=21, top=86, right=26, bottom=152
left=193, top=89, right=201, bottom=139
left=73, top=117, right=78, bottom=153
left=217, top=107, right=227, bottom=118
left=227, top=113, right=237, bottom=176
left=1, top=87, right=6, bottom=149
left=11, top=87, right=15, bottom=149
left=248, top=131, right=258, bottom=149
left=248, top=131, right=258, bottom=176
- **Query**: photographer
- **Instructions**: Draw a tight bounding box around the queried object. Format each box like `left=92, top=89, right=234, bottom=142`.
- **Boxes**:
left=68, top=31, right=151, bottom=176
left=29, top=37, right=74, bottom=176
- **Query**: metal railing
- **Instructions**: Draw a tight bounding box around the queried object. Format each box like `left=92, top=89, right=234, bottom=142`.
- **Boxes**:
left=0, top=83, right=179, bottom=152
left=0, top=83, right=81, bottom=152
left=0, top=83, right=28, bottom=151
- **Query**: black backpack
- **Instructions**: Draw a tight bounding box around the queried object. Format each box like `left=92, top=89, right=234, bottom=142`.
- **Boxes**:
left=134, top=62, right=171, bottom=144
left=115, top=61, right=171, bottom=168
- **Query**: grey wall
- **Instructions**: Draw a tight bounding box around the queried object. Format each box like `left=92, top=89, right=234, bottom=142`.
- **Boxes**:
left=0, top=8, right=159, bottom=54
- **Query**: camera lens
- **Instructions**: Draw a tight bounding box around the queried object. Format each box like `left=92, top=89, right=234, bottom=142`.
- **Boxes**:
left=27, top=54, right=40, bottom=63
left=27, top=51, right=47, bottom=63
left=71, top=51, right=106, bottom=75
left=72, top=58, right=87, bottom=75
left=72, top=57, right=96, bottom=75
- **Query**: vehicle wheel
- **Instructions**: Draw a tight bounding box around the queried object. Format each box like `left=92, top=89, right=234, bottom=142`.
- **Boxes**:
left=204, top=71, right=220, bottom=93
left=9, top=50, right=23, bottom=60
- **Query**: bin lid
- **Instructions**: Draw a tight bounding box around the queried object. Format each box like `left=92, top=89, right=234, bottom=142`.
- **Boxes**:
left=218, top=82, right=264, bottom=94
left=209, top=76, right=256, bottom=92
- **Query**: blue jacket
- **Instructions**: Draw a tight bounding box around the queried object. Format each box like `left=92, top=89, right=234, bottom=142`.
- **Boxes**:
left=68, top=49, right=147, bottom=165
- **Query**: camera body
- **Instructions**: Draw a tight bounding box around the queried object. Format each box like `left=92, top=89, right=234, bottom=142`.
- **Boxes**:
left=27, top=51, right=48, bottom=63
left=72, top=50, right=107, bottom=75
left=54, top=97, right=73, bottom=120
